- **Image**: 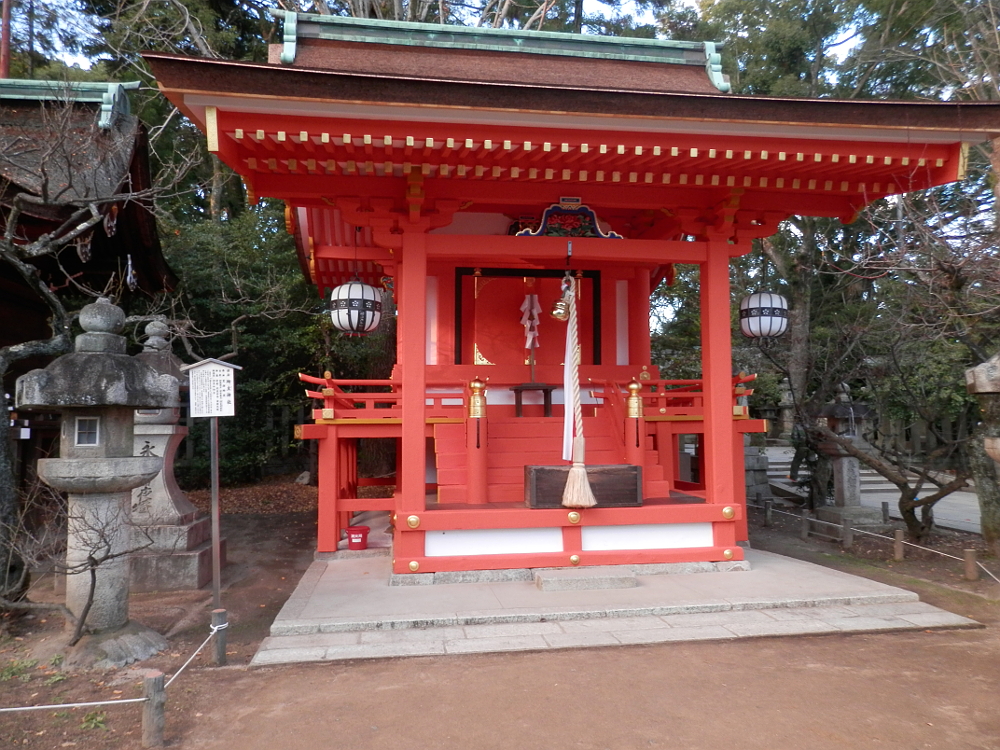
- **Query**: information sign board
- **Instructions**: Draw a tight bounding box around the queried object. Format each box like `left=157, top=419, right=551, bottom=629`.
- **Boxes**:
left=183, top=359, right=242, bottom=418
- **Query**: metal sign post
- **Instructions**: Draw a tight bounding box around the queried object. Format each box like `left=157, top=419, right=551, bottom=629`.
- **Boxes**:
left=180, top=359, right=242, bottom=609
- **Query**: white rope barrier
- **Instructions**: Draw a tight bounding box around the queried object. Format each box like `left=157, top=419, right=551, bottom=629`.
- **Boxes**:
left=0, top=697, right=147, bottom=713
left=165, top=620, right=228, bottom=689
left=751, top=503, right=1000, bottom=585
left=0, top=619, right=230, bottom=714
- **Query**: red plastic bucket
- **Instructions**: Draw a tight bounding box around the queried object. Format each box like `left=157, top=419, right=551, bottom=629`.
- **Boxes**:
left=346, top=525, right=370, bottom=550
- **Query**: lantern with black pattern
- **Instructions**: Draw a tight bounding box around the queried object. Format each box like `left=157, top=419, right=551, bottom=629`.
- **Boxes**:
left=739, top=293, right=789, bottom=341
left=328, top=279, right=383, bottom=336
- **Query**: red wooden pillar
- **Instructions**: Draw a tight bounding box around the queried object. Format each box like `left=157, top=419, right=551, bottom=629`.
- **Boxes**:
left=700, top=244, right=735, bottom=507
left=395, top=231, right=428, bottom=568
left=316, top=425, right=340, bottom=553
left=629, top=267, right=652, bottom=366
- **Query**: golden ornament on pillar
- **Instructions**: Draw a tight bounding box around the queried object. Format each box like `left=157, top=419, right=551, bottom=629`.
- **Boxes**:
left=569, top=555, right=580, bottom=565
left=406, top=515, right=420, bottom=529
left=468, top=378, right=487, bottom=418
left=567, top=511, right=581, bottom=524
left=626, top=380, right=642, bottom=418
left=722, top=506, right=736, bottom=520
left=408, top=561, right=420, bottom=572
left=723, top=549, right=734, bottom=560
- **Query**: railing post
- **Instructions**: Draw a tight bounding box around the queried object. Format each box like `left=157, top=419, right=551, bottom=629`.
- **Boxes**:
left=800, top=508, right=810, bottom=541
left=142, top=670, right=165, bottom=748
left=624, top=380, right=644, bottom=467
left=893, top=529, right=905, bottom=561
left=841, top=520, right=853, bottom=550
left=964, top=549, right=979, bottom=581
left=881, top=501, right=890, bottom=524
left=466, top=378, right=488, bottom=505
left=763, top=499, right=772, bottom=527
left=212, top=609, right=228, bottom=666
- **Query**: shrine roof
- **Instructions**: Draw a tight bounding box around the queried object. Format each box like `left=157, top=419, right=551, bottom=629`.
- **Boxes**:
left=147, top=52, right=1000, bottom=143
left=273, top=12, right=730, bottom=95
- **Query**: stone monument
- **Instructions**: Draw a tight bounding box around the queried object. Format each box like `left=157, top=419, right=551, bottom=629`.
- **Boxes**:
left=16, top=299, right=178, bottom=634
left=130, top=320, right=221, bottom=591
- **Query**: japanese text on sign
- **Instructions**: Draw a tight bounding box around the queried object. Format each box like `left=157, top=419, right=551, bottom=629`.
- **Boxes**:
left=188, top=364, right=236, bottom=418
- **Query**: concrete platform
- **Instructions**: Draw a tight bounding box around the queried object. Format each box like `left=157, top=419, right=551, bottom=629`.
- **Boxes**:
left=251, top=549, right=979, bottom=666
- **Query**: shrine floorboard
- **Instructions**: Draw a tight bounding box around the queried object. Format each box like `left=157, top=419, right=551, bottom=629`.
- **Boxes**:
left=252, top=545, right=978, bottom=666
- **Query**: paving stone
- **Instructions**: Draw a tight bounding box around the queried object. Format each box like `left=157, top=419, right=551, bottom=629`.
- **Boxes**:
left=614, top=626, right=735, bottom=644
left=723, top=619, right=837, bottom=637
left=898, top=612, right=980, bottom=628
left=542, top=631, right=622, bottom=649
left=360, top=626, right=466, bottom=643
left=844, top=601, right=940, bottom=617
left=250, top=647, right=328, bottom=666
left=263, top=632, right=361, bottom=649
left=558, top=616, right=671, bottom=633
left=661, top=610, right=776, bottom=628
left=761, top=605, right=859, bottom=621
left=463, top=621, right=565, bottom=639
left=819, top=616, right=917, bottom=633
left=444, top=635, right=550, bottom=654
left=325, top=641, right=447, bottom=660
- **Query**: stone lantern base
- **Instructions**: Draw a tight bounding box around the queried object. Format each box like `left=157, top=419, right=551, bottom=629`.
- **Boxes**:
left=130, top=515, right=225, bottom=592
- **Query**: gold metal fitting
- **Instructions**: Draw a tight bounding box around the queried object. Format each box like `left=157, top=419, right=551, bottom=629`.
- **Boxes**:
left=323, top=370, right=332, bottom=379
left=569, top=555, right=580, bottom=565
left=567, top=511, right=581, bottom=524
left=626, top=380, right=642, bottom=419
left=550, top=297, right=569, bottom=321
left=468, top=378, right=487, bottom=419
left=408, top=561, right=420, bottom=572
left=406, top=515, right=420, bottom=529
left=722, top=506, right=736, bottom=520
left=723, top=549, right=734, bottom=560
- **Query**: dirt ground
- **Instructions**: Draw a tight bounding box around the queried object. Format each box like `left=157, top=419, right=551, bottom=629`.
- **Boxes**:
left=2, top=480, right=1000, bottom=749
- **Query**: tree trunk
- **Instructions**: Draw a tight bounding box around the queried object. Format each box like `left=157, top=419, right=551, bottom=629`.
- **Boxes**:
left=0, top=417, right=27, bottom=600
left=898, top=486, right=932, bottom=539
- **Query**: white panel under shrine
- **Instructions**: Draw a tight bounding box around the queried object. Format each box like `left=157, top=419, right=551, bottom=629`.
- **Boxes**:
left=424, top=527, right=564, bottom=557
left=581, top=523, right=713, bottom=551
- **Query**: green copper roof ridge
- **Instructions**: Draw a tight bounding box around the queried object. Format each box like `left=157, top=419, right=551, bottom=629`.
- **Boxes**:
left=280, top=11, right=714, bottom=50
left=274, top=11, right=730, bottom=91
left=0, top=79, right=141, bottom=128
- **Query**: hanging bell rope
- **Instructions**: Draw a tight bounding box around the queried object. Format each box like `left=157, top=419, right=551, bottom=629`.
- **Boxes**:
left=560, top=272, right=597, bottom=509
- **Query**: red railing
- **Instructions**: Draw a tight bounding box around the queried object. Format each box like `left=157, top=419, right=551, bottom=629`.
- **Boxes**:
left=299, top=374, right=467, bottom=420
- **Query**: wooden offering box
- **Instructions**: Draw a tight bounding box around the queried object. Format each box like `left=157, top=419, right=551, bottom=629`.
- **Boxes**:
left=525, top=465, right=642, bottom=508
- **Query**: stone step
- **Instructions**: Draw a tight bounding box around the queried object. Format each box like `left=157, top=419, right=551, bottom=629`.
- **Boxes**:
left=534, top=566, right=638, bottom=591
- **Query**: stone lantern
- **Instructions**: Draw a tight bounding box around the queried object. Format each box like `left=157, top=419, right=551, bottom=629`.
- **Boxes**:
left=16, top=298, right=178, bottom=633
left=815, top=384, right=881, bottom=526
left=966, top=353, right=1000, bottom=463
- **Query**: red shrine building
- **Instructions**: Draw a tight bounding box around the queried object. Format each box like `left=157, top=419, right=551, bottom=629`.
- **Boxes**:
left=148, top=14, right=1000, bottom=576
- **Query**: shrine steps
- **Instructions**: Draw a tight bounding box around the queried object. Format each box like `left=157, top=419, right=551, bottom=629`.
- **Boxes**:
left=433, top=417, right=670, bottom=504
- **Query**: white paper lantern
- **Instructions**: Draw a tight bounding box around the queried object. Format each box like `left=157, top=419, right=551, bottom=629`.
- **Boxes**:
left=739, top=293, right=789, bottom=339
left=329, top=280, right=383, bottom=335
